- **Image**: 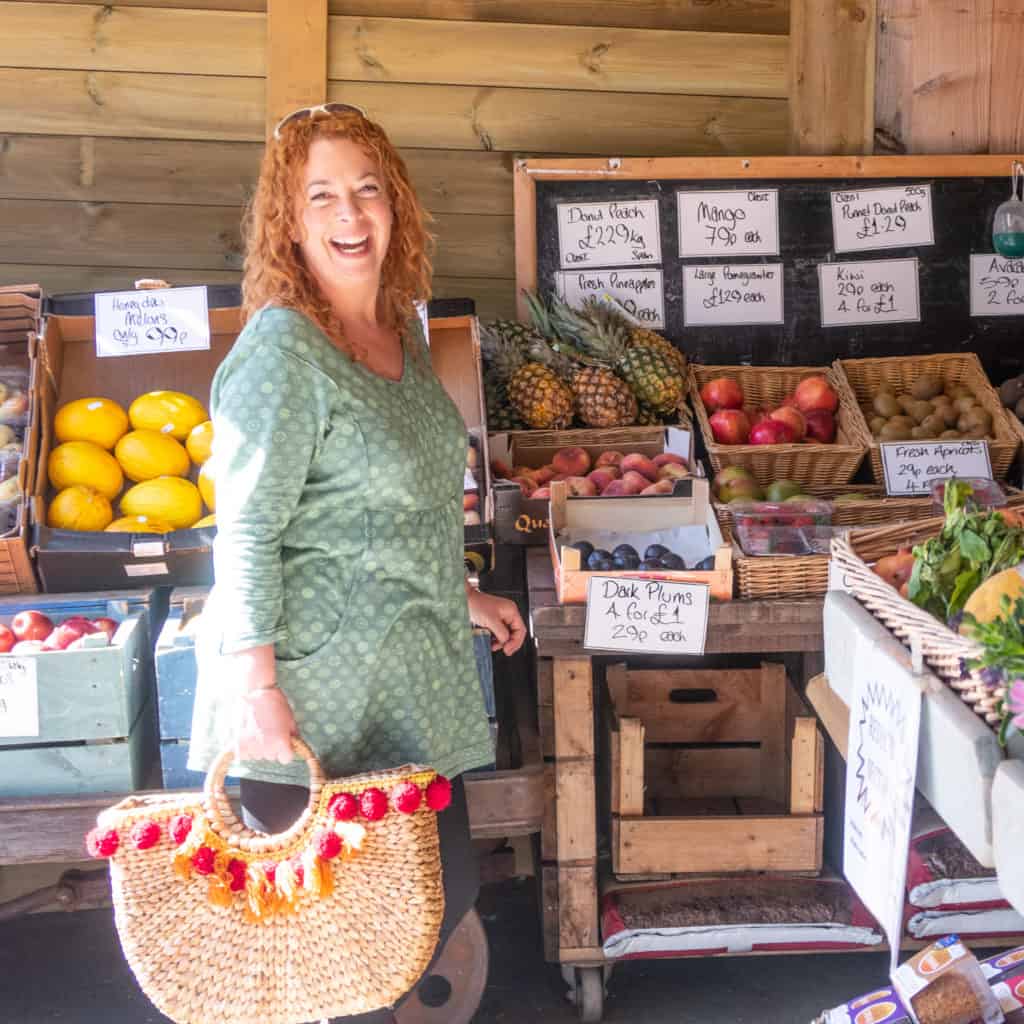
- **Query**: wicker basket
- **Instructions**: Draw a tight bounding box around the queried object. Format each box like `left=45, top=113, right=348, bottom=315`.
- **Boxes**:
left=835, top=352, right=1022, bottom=483
left=689, top=364, right=867, bottom=487
left=830, top=521, right=1009, bottom=730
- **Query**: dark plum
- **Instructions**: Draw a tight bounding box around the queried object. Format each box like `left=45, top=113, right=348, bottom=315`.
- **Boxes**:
left=694, top=555, right=716, bottom=571
left=612, top=552, right=640, bottom=571
left=643, top=544, right=670, bottom=560
left=638, top=558, right=666, bottom=570
left=587, top=548, right=613, bottom=570
left=611, top=543, right=639, bottom=561
left=589, top=556, right=615, bottom=572
left=571, top=540, right=595, bottom=562
left=660, top=552, right=686, bottom=570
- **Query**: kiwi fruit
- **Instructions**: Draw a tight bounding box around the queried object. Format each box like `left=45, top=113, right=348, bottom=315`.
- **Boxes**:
left=1016, top=396, right=1024, bottom=420
left=908, top=399, right=934, bottom=423
left=911, top=375, right=943, bottom=400
left=999, top=376, right=1024, bottom=408
left=872, top=392, right=901, bottom=418
left=879, top=422, right=913, bottom=441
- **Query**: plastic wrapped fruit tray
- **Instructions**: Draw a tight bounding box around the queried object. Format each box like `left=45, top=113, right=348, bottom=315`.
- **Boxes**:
left=689, top=363, right=867, bottom=488
left=834, top=352, right=1022, bottom=483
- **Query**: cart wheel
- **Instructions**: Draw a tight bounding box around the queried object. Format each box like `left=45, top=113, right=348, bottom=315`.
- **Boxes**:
left=395, top=908, right=489, bottom=1024
left=575, top=967, right=604, bottom=1023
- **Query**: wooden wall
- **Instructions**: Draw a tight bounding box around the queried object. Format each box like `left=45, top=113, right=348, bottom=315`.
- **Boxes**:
left=875, top=0, right=1024, bottom=154
left=0, top=1, right=791, bottom=319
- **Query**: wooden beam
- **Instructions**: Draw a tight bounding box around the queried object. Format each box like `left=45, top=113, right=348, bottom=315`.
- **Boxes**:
left=266, top=0, right=328, bottom=139
left=874, top=0, right=915, bottom=153
left=990, top=0, right=1024, bottom=151
left=789, top=0, right=877, bottom=154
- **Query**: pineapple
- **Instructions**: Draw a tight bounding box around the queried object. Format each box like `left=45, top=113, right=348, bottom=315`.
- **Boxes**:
left=635, top=402, right=666, bottom=426
left=484, top=372, right=525, bottom=431
left=480, top=323, right=574, bottom=430
left=522, top=291, right=638, bottom=428
left=549, top=296, right=686, bottom=415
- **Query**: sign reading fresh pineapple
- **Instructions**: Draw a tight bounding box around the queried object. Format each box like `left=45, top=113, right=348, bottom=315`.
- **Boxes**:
left=554, top=269, right=665, bottom=328
left=94, top=286, right=211, bottom=358
left=556, top=200, right=661, bottom=269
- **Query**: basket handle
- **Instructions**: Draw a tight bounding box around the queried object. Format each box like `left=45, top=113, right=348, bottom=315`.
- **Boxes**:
left=202, top=738, right=326, bottom=852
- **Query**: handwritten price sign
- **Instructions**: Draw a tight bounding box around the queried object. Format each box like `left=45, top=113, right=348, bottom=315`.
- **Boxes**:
left=677, top=188, right=780, bottom=257
left=831, top=184, right=935, bottom=254
left=556, top=200, right=661, bottom=270
left=819, top=258, right=920, bottom=327
left=0, top=656, right=39, bottom=738
left=880, top=440, right=993, bottom=496
left=970, top=254, right=1024, bottom=316
left=584, top=576, right=710, bottom=655
left=682, top=263, right=784, bottom=326
left=555, top=269, right=665, bottom=329
left=95, top=286, right=211, bottom=358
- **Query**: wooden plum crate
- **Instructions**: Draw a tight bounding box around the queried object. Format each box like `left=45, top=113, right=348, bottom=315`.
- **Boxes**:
left=606, top=661, right=824, bottom=878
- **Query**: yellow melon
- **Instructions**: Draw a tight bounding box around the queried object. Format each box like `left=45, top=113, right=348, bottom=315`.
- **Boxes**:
left=198, top=462, right=215, bottom=512
left=48, top=441, right=124, bottom=500
left=54, top=397, right=129, bottom=450
left=186, top=420, right=214, bottom=465
left=120, top=476, right=203, bottom=530
left=961, top=566, right=1024, bottom=634
left=105, top=515, right=173, bottom=534
left=48, top=485, right=113, bottom=531
left=129, top=391, right=208, bottom=441
left=115, top=429, right=190, bottom=482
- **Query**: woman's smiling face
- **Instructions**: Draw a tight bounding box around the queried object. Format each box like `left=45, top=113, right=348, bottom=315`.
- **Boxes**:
left=292, top=136, right=394, bottom=292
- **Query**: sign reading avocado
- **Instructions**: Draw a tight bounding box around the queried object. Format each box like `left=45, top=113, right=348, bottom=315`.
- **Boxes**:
left=94, top=286, right=211, bottom=358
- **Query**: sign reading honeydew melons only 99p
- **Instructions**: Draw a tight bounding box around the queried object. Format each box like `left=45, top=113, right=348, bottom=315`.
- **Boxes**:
left=584, top=576, right=710, bottom=656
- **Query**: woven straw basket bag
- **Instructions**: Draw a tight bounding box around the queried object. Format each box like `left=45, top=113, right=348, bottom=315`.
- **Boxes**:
left=86, top=739, right=448, bottom=1024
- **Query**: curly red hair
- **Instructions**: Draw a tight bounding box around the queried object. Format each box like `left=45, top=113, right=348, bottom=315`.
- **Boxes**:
left=241, top=109, right=433, bottom=358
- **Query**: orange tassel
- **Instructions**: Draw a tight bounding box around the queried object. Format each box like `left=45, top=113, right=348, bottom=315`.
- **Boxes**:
left=207, top=877, right=233, bottom=909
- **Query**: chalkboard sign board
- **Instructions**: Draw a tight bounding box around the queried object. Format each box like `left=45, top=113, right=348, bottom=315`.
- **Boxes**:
left=513, top=156, right=1024, bottom=382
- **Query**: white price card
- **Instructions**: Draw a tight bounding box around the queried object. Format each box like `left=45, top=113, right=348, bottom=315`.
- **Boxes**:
left=677, top=188, right=780, bottom=257
left=556, top=199, right=661, bottom=270
left=843, top=641, right=922, bottom=972
left=881, top=440, right=993, bottom=496
left=831, top=184, right=935, bottom=253
left=0, top=656, right=39, bottom=738
left=682, top=263, right=784, bottom=326
left=818, top=258, right=920, bottom=327
left=555, top=269, right=665, bottom=329
left=95, top=286, right=211, bottom=358
left=584, top=576, right=710, bottom=656
left=970, top=253, right=1024, bottom=316
left=827, top=558, right=852, bottom=594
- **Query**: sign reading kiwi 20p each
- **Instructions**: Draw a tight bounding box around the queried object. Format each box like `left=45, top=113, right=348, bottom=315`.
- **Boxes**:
left=830, top=184, right=935, bottom=254
left=819, top=258, right=921, bottom=327
left=682, top=264, right=784, bottom=326
left=555, top=269, right=665, bottom=329
left=556, top=199, right=661, bottom=269
left=677, top=189, right=780, bottom=257
left=970, top=254, right=1024, bottom=316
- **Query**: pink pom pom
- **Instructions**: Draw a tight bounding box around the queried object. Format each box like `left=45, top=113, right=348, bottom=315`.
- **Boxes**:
left=129, top=820, right=161, bottom=851
left=328, top=792, right=358, bottom=821
left=359, top=787, right=388, bottom=821
left=392, top=781, right=422, bottom=815
left=85, top=827, right=120, bottom=858
left=425, top=776, right=452, bottom=811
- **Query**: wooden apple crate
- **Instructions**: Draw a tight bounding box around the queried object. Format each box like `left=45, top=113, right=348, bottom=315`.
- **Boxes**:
left=606, top=661, right=824, bottom=878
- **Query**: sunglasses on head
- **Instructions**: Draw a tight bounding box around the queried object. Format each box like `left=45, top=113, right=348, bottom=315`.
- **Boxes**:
left=272, top=102, right=367, bottom=141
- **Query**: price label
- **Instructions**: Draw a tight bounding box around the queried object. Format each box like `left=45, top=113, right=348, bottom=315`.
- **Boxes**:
left=584, top=576, right=710, bottom=655
left=819, top=258, right=920, bottom=327
left=554, top=269, right=665, bottom=329
left=677, top=188, right=780, bottom=257
left=970, top=254, right=1024, bottom=316
left=682, top=263, right=784, bottom=326
left=556, top=199, right=661, bottom=270
left=828, top=558, right=852, bottom=593
left=831, top=184, right=935, bottom=253
left=880, top=440, right=993, bottom=496
left=0, top=656, right=39, bottom=738
left=95, top=286, right=211, bottom=357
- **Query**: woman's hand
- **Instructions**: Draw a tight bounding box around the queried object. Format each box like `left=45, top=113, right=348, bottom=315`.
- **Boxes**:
left=230, top=645, right=298, bottom=764
left=466, top=588, right=527, bottom=656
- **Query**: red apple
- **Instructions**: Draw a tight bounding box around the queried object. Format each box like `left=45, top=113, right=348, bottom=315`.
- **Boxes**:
left=709, top=408, right=751, bottom=445
left=700, top=377, right=744, bottom=412
left=552, top=447, right=591, bottom=477
left=11, top=610, right=54, bottom=643
left=749, top=419, right=791, bottom=445
left=90, top=617, right=118, bottom=641
left=768, top=406, right=807, bottom=441
left=588, top=467, right=620, bottom=492
left=804, top=409, right=837, bottom=443
left=594, top=450, right=624, bottom=469
left=652, top=452, right=687, bottom=468
left=620, top=453, right=660, bottom=481
left=794, top=375, right=839, bottom=414
left=564, top=476, right=598, bottom=497
left=0, top=624, right=13, bottom=653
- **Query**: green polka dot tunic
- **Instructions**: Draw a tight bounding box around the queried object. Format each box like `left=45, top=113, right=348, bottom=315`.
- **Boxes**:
left=187, top=306, right=494, bottom=785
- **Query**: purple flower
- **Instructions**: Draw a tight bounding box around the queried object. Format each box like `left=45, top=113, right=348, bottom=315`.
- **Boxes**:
left=1009, top=679, right=1024, bottom=730
left=979, top=665, right=1006, bottom=688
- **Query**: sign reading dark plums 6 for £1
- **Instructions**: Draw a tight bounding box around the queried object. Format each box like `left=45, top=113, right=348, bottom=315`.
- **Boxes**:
left=584, top=576, right=710, bottom=655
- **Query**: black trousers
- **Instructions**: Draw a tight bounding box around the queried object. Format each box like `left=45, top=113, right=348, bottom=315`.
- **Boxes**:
left=240, top=773, right=480, bottom=1023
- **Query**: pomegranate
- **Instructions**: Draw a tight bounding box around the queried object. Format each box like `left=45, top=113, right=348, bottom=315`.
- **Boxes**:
left=794, top=375, right=839, bottom=414
left=709, top=408, right=751, bottom=445
left=804, top=410, right=837, bottom=444
left=700, top=377, right=744, bottom=412
left=768, top=406, right=807, bottom=441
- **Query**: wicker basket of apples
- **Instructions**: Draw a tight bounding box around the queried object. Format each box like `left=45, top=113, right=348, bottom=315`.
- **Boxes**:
left=690, top=364, right=868, bottom=488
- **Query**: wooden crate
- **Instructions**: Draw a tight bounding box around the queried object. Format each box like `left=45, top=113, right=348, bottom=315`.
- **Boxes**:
left=606, top=661, right=824, bottom=877
left=0, top=590, right=162, bottom=797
